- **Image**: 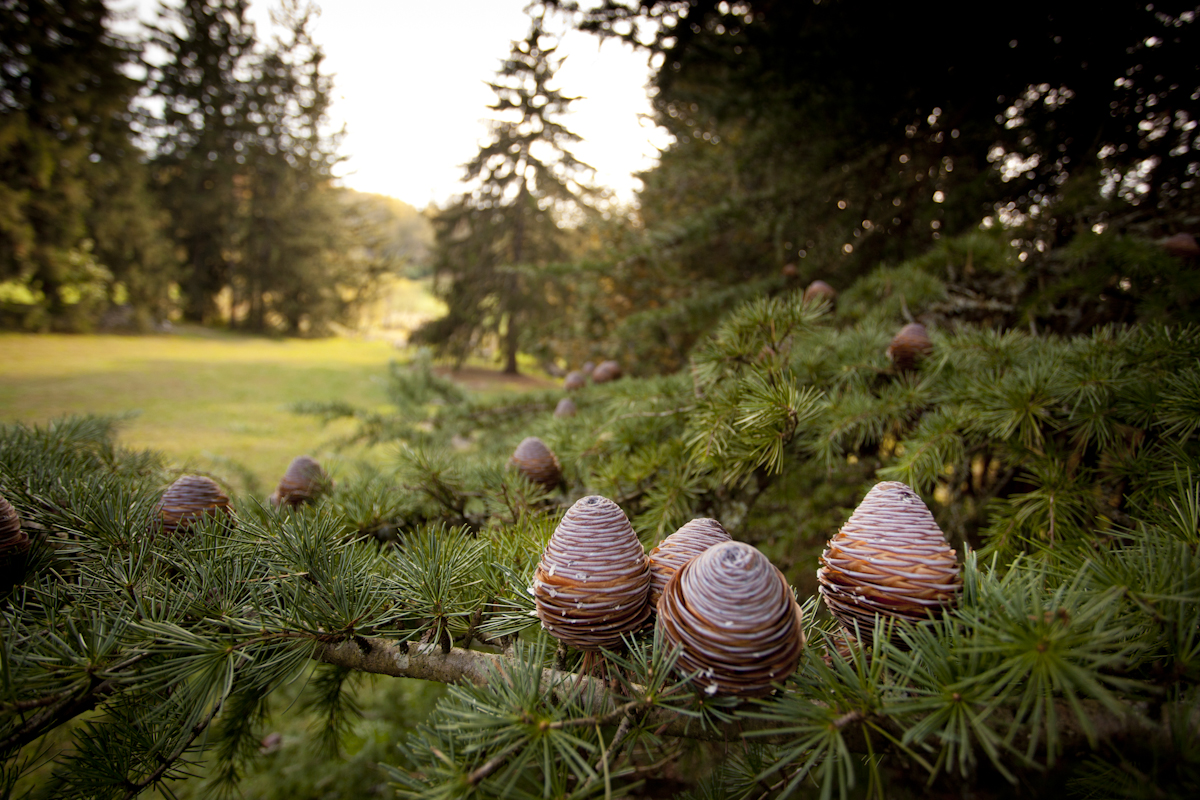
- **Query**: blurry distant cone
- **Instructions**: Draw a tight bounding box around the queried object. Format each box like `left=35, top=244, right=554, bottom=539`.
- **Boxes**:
left=817, top=481, right=961, bottom=647
left=564, top=370, right=587, bottom=391
left=554, top=397, right=577, bottom=418
left=1162, top=232, right=1200, bottom=258
left=803, top=280, right=837, bottom=307
left=648, top=518, right=732, bottom=608
left=592, top=360, right=622, bottom=383
left=656, top=541, right=804, bottom=697
left=509, top=436, right=562, bottom=488
left=270, top=455, right=331, bottom=508
left=886, top=323, right=933, bottom=370
left=152, top=475, right=234, bottom=536
left=531, top=495, right=651, bottom=650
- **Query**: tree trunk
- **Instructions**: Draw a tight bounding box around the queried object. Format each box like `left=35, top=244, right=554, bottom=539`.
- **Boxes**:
left=503, top=313, right=519, bottom=374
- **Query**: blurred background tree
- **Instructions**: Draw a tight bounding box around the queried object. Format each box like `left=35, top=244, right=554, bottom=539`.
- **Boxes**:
left=0, top=0, right=176, bottom=331
left=414, top=9, right=598, bottom=374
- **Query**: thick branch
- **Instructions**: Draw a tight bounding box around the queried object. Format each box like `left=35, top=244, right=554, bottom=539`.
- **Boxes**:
left=312, top=639, right=1185, bottom=753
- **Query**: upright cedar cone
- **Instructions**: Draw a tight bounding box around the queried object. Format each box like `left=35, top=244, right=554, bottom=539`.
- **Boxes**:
left=554, top=397, right=577, bottom=418
left=531, top=495, right=651, bottom=650
left=0, top=495, right=29, bottom=584
left=270, top=455, right=331, bottom=507
left=1162, top=232, right=1199, bottom=257
left=509, top=437, right=562, bottom=488
left=591, top=360, right=622, bottom=383
left=152, top=475, right=235, bottom=536
left=657, top=541, right=804, bottom=697
left=803, top=279, right=837, bottom=307
left=817, top=481, right=961, bottom=646
left=648, top=518, right=732, bottom=608
left=886, top=322, right=933, bottom=370
left=564, top=370, right=587, bottom=391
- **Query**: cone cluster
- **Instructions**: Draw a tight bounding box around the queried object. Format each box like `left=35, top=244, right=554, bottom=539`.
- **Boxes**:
left=509, top=437, right=562, bottom=488
left=554, top=397, right=577, bottom=418
left=648, top=518, right=732, bottom=607
left=531, top=495, right=651, bottom=650
left=269, top=455, right=330, bottom=508
left=152, top=475, right=234, bottom=536
left=817, top=481, right=961, bottom=646
left=657, top=541, right=804, bottom=697
left=591, top=360, right=622, bottom=383
left=886, top=323, right=933, bottom=370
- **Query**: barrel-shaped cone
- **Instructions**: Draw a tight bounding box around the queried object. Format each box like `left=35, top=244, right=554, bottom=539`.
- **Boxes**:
left=152, top=475, right=234, bottom=536
left=531, top=495, right=651, bottom=650
left=657, top=541, right=804, bottom=697
left=648, top=518, right=732, bottom=608
left=817, top=481, right=961, bottom=647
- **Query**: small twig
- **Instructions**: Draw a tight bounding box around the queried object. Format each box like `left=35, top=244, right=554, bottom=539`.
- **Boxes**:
left=466, top=737, right=528, bottom=786
left=121, top=699, right=223, bottom=798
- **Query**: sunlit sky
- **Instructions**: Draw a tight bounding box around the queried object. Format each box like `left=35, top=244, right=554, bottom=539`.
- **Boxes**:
left=116, top=0, right=669, bottom=209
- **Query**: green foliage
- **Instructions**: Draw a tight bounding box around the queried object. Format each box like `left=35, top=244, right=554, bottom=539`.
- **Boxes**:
left=414, top=8, right=596, bottom=373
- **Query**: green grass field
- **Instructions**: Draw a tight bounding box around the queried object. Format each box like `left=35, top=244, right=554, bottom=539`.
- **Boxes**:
left=0, top=327, right=403, bottom=495
left=0, top=325, right=558, bottom=498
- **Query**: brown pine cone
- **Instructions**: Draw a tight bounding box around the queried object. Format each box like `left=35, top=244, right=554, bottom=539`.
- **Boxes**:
left=269, top=455, right=331, bottom=508
left=152, top=475, right=235, bottom=536
left=803, top=280, right=837, bottom=307
left=1, top=495, right=29, bottom=584
left=817, top=481, right=961, bottom=647
left=531, top=495, right=651, bottom=650
left=886, top=323, right=933, bottom=370
left=657, top=541, right=804, bottom=697
left=554, top=398, right=577, bottom=418
left=509, top=437, right=562, bottom=488
left=647, top=518, right=732, bottom=608
left=564, top=371, right=587, bottom=391
left=1162, top=232, right=1200, bottom=258
left=591, top=360, right=622, bottom=383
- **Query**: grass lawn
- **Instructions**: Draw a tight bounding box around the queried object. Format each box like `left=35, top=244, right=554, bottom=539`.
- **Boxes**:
left=0, top=327, right=402, bottom=495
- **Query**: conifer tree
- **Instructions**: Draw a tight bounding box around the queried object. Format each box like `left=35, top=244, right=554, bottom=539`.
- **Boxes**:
left=148, top=0, right=257, bottom=324
left=416, top=9, right=596, bottom=373
left=0, top=0, right=175, bottom=329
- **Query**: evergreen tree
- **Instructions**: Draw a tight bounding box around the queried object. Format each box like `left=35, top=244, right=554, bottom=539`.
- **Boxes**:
left=416, top=10, right=596, bottom=374
left=0, top=0, right=175, bottom=329
left=234, top=0, right=347, bottom=335
left=148, top=0, right=256, bottom=324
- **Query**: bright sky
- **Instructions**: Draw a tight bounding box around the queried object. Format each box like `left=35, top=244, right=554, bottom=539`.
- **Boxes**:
left=118, top=0, right=669, bottom=209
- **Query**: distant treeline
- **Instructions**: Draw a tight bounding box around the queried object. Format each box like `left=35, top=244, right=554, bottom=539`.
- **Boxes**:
left=0, top=0, right=431, bottom=335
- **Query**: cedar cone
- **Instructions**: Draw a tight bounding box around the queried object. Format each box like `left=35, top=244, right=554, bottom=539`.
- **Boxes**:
left=509, top=437, right=562, bottom=488
left=817, top=481, right=961, bottom=647
left=564, top=370, right=587, bottom=391
left=1162, top=232, right=1199, bottom=258
left=1, top=495, right=29, bottom=584
left=648, top=518, right=732, bottom=608
left=531, top=495, right=651, bottom=650
left=886, top=323, right=933, bottom=370
left=554, top=397, right=578, bottom=418
left=152, top=475, right=235, bottom=536
left=591, top=360, right=622, bottom=384
left=657, top=541, right=804, bottom=697
left=269, top=455, right=331, bottom=508
left=803, top=280, right=837, bottom=307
